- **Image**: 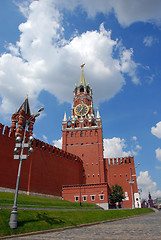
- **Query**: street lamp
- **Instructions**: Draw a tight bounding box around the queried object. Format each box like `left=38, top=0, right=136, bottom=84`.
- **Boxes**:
left=9, top=107, right=44, bottom=229
left=127, top=163, right=140, bottom=209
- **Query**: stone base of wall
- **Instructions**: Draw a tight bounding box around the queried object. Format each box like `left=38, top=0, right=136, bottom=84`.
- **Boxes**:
left=96, top=203, right=109, bottom=210
left=0, top=187, right=61, bottom=199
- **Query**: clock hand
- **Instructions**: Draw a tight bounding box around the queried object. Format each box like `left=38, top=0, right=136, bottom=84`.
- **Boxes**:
left=79, top=105, right=83, bottom=114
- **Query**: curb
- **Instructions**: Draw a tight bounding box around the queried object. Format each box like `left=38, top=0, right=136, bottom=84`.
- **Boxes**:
left=0, top=211, right=155, bottom=239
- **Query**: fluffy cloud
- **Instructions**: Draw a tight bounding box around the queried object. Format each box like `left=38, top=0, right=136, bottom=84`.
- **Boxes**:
left=143, top=36, right=159, bottom=47
left=137, top=171, right=161, bottom=199
left=57, top=0, right=161, bottom=27
left=104, top=137, right=130, bottom=158
left=155, top=148, right=161, bottom=162
left=103, top=136, right=142, bottom=158
left=53, top=137, right=62, bottom=149
left=0, top=0, right=139, bottom=118
left=151, top=121, right=161, bottom=139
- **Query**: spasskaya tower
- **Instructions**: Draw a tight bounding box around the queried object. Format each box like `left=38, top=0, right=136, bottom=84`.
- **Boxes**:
left=62, top=64, right=105, bottom=184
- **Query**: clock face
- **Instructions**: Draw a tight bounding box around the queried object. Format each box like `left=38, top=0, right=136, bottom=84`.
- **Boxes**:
left=74, top=104, right=89, bottom=117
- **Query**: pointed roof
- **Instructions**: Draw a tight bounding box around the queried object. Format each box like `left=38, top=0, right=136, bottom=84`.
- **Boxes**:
left=63, top=111, right=67, bottom=122
left=96, top=107, right=101, bottom=119
left=78, top=63, right=88, bottom=87
left=17, top=96, right=31, bottom=116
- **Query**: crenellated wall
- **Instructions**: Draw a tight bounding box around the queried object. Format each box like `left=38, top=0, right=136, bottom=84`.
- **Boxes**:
left=0, top=123, right=84, bottom=196
left=104, top=157, right=138, bottom=208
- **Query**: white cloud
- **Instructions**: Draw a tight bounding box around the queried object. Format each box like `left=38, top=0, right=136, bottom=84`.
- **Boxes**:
left=56, top=0, right=161, bottom=27
left=155, top=166, right=161, bottom=170
left=104, top=136, right=141, bottom=158
left=132, top=136, right=137, bottom=141
left=143, top=36, right=158, bottom=47
left=136, top=145, right=142, bottom=150
left=151, top=121, right=161, bottom=139
left=146, top=74, right=155, bottom=84
left=103, top=137, right=131, bottom=158
left=118, top=47, right=140, bottom=85
left=137, top=171, right=161, bottom=199
left=53, top=137, right=62, bottom=149
left=0, top=0, right=139, bottom=118
left=155, top=148, right=161, bottom=162
left=42, top=134, right=48, bottom=143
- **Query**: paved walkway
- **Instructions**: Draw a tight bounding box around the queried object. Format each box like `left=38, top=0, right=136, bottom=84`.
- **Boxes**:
left=6, top=211, right=161, bottom=240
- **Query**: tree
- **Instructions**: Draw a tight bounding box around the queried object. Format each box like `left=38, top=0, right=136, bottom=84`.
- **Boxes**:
left=109, top=184, right=125, bottom=207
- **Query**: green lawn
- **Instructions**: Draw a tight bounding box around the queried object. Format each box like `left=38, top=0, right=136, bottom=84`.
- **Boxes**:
left=0, top=192, right=99, bottom=209
left=0, top=192, right=154, bottom=237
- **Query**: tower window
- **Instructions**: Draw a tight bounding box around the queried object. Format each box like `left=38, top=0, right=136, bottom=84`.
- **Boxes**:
left=67, top=121, right=72, bottom=128
left=86, top=87, right=90, bottom=94
left=71, top=133, right=73, bottom=137
left=80, top=132, right=83, bottom=137
left=80, top=87, right=84, bottom=92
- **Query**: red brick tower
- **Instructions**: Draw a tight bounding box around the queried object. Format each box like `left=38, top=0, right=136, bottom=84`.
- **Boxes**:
left=62, top=64, right=105, bottom=184
left=10, top=96, right=35, bottom=139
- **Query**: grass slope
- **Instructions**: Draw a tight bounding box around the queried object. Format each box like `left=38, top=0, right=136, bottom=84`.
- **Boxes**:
left=0, top=192, right=154, bottom=237
left=0, top=192, right=99, bottom=209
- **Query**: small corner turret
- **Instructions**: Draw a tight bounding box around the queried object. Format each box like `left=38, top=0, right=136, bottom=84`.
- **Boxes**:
left=10, top=96, right=35, bottom=138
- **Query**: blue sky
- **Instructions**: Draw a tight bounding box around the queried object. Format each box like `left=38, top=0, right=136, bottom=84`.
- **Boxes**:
left=0, top=0, right=161, bottom=200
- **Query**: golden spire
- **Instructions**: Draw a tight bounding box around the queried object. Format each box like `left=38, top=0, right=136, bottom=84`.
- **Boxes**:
left=78, top=63, right=87, bottom=87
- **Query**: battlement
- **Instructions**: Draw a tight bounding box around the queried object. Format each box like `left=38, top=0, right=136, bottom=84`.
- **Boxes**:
left=105, top=156, right=134, bottom=165
left=33, top=139, right=83, bottom=164
left=0, top=123, right=13, bottom=137
left=0, top=122, right=83, bottom=165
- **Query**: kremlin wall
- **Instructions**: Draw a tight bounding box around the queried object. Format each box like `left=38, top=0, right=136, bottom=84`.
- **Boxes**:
left=0, top=123, right=83, bottom=196
left=0, top=66, right=140, bottom=209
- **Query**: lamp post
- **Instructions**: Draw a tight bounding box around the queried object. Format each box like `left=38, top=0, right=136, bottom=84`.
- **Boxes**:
left=80, top=184, right=82, bottom=207
left=127, top=163, right=140, bottom=209
left=9, top=107, right=44, bottom=229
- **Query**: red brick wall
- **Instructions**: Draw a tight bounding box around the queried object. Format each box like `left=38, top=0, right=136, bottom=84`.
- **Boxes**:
left=0, top=123, right=83, bottom=196
left=62, top=127, right=104, bottom=184
left=62, top=183, right=109, bottom=204
left=104, top=157, right=138, bottom=208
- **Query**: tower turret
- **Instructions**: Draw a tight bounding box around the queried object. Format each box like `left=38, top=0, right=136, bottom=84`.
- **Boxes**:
left=10, top=96, right=35, bottom=139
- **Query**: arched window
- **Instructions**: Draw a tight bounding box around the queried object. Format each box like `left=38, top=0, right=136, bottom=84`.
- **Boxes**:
left=86, top=87, right=90, bottom=94
left=84, top=120, right=88, bottom=127
left=80, top=132, right=83, bottom=137
left=67, top=121, right=72, bottom=128
left=80, top=87, right=84, bottom=92
left=75, top=121, right=79, bottom=127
